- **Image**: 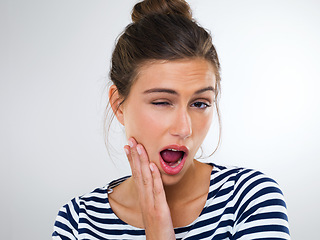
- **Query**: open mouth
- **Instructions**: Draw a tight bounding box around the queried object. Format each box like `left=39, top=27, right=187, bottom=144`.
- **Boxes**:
left=160, top=149, right=185, bottom=168
left=159, top=146, right=188, bottom=175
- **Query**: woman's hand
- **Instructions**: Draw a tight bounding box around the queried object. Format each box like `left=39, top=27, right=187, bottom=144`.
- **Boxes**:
left=124, top=138, right=176, bottom=240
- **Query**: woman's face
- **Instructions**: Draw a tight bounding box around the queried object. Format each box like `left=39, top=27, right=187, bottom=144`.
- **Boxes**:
left=119, top=58, right=216, bottom=185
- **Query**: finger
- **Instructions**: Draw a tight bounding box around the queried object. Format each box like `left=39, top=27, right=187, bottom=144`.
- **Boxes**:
left=136, top=144, right=153, bottom=201
left=128, top=138, right=145, bottom=192
left=125, top=138, right=140, bottom=183
left=150, top=163, right=167, bottom=207
left=124, top=145, right=132, bottom=164
left=124, top=145, right=135, bottom=177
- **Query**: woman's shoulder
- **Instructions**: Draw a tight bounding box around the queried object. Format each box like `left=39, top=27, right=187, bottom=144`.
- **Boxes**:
left=210, top=163, right=280, bottom=186
left=209, top=163, right=285, bottom=203
left=52, top=175, right=131, bottom=239
left=203, top=164, right=290, bottom=239
left=58, top=175, right=131, bottom=211
left=205, top=163, right=290, bottom=238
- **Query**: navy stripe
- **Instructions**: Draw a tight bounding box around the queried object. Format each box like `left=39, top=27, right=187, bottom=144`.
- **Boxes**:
left=80, top=208, right=126, bottom=225
left=237, top=187, right=284, bottom=223
left=71, top=198, right=79, bottom=215
left=80, top=196, right=108, bottom=204
left=233, top=224, right=290, bottom=239
left=240, top=198, right=287, bottom=224
left=251, top=238, right=288, bottom=240
left=174, top=225, right=192, bottom=234
left=54, top=221, right=74, bottom=236
left=52, top=231, right=72, bottom=240
left=233, top=170, right=265, bottom=199
left=246, top=211, right=289, bottom=223
left=79, top=201, right=114, bottom=214
left=65, top=203, right=78, bottom=230
left=79, top=217, right=145, bottom=236
left=234, top=177, right=279, bottom=219
left=53, top=164, right=290, bottom=239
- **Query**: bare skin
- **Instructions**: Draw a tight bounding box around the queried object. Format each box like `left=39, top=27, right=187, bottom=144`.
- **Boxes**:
left=108, top=59, right=216, bottom=239
left=108, top=138, right=212, bottom=239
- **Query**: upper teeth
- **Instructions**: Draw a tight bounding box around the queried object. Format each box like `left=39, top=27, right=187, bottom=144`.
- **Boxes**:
left=168, top=148, right=178, bottom=151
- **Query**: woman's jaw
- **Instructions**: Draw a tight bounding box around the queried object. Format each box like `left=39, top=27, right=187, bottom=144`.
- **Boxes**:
left=153, top=141, right=203, bottom=186
left=129, top=136, right=199, bottom=186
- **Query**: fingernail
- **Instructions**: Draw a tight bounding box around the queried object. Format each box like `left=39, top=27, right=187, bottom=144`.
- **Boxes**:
left=124, top=147, right=129, bottom=155
left=128, top=139, right=133, bottom=148
left=149, top=163, right=154, bottom=172
left=137, top=145, right=142, bottom=155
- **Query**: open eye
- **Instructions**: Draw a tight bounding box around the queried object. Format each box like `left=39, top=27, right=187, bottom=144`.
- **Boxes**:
left=191, top=101, right=211, bottom=109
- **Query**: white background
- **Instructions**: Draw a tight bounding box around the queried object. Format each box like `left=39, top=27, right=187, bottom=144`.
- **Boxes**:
left=1, top=0, right=319, bottom=239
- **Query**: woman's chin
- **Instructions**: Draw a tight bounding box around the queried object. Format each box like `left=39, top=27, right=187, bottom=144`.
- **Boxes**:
left=160, top=173, right=184, bottom=187
left=158, top=161, right=193, bottom=187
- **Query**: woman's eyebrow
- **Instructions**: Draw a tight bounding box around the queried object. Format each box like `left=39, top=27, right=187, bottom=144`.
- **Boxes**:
left=143, top=86, right=214, bottom=95
left=194, top=86, right=215, bottom=95
left=143, top=88, right=177, bottom=95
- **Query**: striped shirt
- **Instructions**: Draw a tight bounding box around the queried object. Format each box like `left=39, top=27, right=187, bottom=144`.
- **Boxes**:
left=52, top=164, right=290, bottom=239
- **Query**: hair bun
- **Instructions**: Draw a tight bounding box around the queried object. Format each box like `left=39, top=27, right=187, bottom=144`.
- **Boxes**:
left=131, top=0, right=192, bottom=23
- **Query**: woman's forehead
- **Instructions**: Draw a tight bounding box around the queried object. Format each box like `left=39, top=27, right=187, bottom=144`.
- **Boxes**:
left=135, top=58, right=216, bottom=89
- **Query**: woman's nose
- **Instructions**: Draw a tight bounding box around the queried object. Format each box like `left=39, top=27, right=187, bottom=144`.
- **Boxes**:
left=169, top=109, right=192, bottom=139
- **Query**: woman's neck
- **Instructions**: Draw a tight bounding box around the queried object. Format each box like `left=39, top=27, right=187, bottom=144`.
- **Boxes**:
left=122, top=160, right=212, bottom=209
left=163, top=160, right=212, bottom=207
left=108, top=160, right=213, bottom=229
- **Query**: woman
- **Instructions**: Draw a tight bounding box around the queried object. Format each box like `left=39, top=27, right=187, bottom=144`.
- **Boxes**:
left=53, top=0, right=290, bottom=239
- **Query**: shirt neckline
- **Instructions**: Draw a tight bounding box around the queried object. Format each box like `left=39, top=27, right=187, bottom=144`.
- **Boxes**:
left=106, top=163, right=216, bottom=231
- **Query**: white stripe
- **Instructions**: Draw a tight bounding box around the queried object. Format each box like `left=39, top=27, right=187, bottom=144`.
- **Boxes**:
left=52, top=165, right=290, bottom=239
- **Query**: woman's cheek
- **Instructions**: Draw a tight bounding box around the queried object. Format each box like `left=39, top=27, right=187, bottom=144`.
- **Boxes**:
left=128, top=108, right=165, bottom=146
left=124, top=107, right=146, bottom=140
left=195, top=112, right=212, bottom=138
left=142, top=108, right=169, bottom=129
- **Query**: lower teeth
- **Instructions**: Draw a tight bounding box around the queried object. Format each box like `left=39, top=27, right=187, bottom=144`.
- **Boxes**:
left=169, top=158, right=182, bottom=168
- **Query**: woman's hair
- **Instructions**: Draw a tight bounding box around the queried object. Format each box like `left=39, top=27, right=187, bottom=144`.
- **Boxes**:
left=106, top=0, right=221, bottom=157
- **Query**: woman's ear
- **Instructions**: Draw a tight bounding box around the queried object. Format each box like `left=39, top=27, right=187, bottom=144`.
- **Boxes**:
left=109, top=85, right=125, bottom=126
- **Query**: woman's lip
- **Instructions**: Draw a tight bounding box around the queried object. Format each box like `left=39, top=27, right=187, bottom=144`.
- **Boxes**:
left=159, top=145, right=189, bottom=175
left=159, top=145, right=189, bottom=155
